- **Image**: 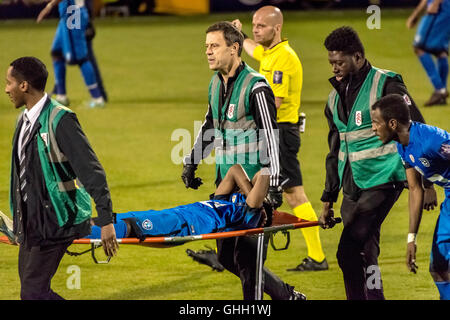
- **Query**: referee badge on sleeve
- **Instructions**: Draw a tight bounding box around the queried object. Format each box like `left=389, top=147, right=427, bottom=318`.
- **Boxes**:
left=273, top=70, right=283, bottom=84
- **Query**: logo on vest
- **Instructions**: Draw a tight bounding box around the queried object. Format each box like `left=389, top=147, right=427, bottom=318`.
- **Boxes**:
left=40, top=133, right=49, bottom=147
left=355, top=111, right=362, bottom=126
left=419, top=158, right=430, bottom=167
left=142, top=219, right=153, bottom=230
left=403, top=94, right=412, bottom=106
left=227, top=104, right=236, bottom=119
left=409, top=154, right=415, bottom=163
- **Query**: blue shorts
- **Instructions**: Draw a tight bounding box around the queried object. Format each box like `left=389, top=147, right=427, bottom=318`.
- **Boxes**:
left=51, top=7, right=90, bottom=64
left=414, top=13, right=450, bottom=54
left=430, top=188, right=450, bottom=273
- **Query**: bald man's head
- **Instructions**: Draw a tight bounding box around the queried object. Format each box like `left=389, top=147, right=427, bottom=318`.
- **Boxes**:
left=254, top=6, right=283, bottom=26
left=252, top=6, right=283, bottom=48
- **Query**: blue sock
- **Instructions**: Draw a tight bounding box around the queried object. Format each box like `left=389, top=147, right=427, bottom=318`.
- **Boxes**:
left=419, top=53, right=445, bottom=90
left=87, top=219, right=128, bottom=239
left=80, top=61, right=102, bottom=99
left=437, top=56, right=449, bottom=89
left=435, top=282, right=450, bottom=300
left=53, top=59, right=66, bottom=95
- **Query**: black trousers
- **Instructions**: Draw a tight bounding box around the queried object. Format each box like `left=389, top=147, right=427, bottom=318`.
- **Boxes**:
left=337, top=185, right=403, bottom=300
left=18, top=241, right=71, bottom=300
left=217, top=235, right=293, bottom=300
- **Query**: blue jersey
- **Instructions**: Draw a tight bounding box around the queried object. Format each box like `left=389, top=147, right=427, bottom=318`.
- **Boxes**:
left=53, top=0, right=89, bottom=63
left=396, top=122, right=450, bottom=189
left=107, top=193, right=261, bottom=238
left=414, top=0, right=450, bottom=52
left=427, top=0, right=450, bottom=14
left=58, top=0, right=86, bottom=17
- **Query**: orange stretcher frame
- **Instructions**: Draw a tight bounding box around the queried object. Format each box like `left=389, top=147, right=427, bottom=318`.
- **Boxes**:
left=0, top=211, right=340, bottom=300
left=0, top=211, right=336, bottom=247
left=70, top=210, right=319, bottom=246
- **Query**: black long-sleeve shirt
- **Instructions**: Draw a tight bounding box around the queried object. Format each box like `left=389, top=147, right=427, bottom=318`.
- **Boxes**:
left=321, top=61, right=426, bottom=203
left=184, top=62, right=280, bottom=187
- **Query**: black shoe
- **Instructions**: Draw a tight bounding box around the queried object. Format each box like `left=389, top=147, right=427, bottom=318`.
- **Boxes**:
left=289, top=289, right=307, bottom=300
left=186, top=247, right=224, bottom=272
left=425, top=90, right=448, bottom=106
left=287, top=257, right=329, bottom=272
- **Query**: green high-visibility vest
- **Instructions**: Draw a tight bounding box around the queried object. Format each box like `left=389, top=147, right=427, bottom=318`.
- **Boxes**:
left=10, top=100, right=92, bottom=227
left=209, top=64, right=268, bottom=180
left=327, top=66, right=406, bottom=189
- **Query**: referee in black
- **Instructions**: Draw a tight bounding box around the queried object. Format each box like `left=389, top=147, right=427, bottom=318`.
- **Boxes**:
left=181, top=21, right=305, bottom=300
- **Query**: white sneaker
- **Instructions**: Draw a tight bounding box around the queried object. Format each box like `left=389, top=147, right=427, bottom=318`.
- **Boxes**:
left=54, top=94, right=70, bottom=106
left=0, top=210, right=17, bottom=245
left=89, top=97, right=105, bottom=108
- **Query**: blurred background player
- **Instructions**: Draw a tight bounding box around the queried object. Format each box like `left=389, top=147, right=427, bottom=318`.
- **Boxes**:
left=406, top=0, right=450, bottom=106
left=84, top=0, right=108, bottom=102
left=232, top=6, right=327, bottom=272
left=371, top=94, right=450, bottom=300
left=319, top=26, right=431, bottom=300
left=37, top=0, right=106, bottom=108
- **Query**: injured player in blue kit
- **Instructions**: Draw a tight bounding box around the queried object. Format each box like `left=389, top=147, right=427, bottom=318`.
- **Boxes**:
left=88, top=165, right=271, bottom=240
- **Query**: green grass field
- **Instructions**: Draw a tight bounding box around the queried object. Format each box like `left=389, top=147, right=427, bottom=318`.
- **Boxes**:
left=0, top=9, right=448, bottom=300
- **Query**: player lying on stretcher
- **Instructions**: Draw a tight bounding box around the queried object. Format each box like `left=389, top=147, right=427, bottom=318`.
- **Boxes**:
left=0, top=165, right=271, bottom=245
left=89, top=164, right=271, bottom=241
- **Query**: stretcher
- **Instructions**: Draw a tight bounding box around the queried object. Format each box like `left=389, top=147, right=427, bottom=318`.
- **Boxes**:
left=0, top=211, right=341, bottom=300
left=64, top=211, right=323, bottom=263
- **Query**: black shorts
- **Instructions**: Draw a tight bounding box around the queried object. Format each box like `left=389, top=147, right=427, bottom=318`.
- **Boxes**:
left=278, top=123, right=302, bottom=189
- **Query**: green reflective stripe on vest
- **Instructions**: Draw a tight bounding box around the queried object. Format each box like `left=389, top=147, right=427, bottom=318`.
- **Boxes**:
left=327, top=89, right=337, bottom=115
left=339, top=128, right=374, bottom=142
left=37, top=100, right=92, bottom=227
left=329, top=67, right=406, bottom=189
left=347, top=143, right=398, bottom=162
left=209, top=64, right=267, bottom=179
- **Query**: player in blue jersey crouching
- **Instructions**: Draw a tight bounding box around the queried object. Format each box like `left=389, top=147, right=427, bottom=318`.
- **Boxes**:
left=371, top=94, right=450, bottom=300
left=88, top=164, right=270, bottom=240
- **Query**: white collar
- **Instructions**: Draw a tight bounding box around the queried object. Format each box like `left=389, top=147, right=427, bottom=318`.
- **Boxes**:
left=23, top=93, right=48, bottom=125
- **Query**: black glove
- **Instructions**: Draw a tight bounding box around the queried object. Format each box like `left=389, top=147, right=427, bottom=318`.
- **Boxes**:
left=267, top=186, right=283, bottom=209
left=181, top=163, right=203, bottom=189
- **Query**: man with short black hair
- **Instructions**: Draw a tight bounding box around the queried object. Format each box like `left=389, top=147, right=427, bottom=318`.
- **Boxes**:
left=5, top=56, right=117, bottom=300
left=319, top=26, right=433, bottom=300
left=371, top=93, right=450, bottom=299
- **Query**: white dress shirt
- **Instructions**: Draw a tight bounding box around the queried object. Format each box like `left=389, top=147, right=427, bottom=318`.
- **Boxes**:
left=17, top=93, right=48, bottom=158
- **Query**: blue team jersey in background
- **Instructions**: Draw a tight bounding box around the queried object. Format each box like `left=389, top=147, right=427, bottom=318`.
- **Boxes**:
left=414, top=0, right=450, bottom=52
left=428, top=0, right=450, bottom=14
left=53, top=0, right=89, bottom=63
